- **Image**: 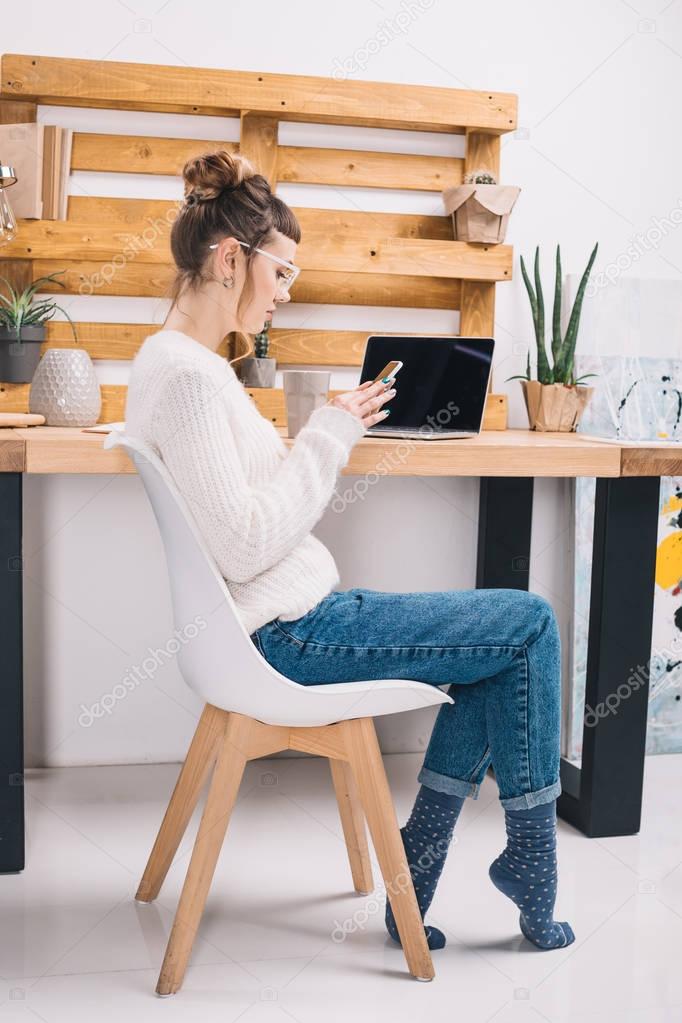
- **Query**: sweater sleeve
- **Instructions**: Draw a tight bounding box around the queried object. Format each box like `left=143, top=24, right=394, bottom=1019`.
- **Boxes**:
left=152, top=365, right=366, bottom=583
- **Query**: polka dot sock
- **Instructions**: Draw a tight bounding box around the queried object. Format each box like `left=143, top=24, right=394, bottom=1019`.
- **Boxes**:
left=384, top=784, right=464, bottom=951
left=488, top=799, right=575, bottom=950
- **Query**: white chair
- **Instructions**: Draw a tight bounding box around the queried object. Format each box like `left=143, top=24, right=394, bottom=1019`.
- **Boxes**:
left=104, top=429, right=454, bottom=994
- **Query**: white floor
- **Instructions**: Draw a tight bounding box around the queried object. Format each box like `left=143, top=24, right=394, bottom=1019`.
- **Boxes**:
left=1, top=752, right=681, bottom=1022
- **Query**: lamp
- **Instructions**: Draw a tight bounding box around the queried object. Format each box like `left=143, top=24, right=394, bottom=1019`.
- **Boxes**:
left=0, top=164, right=18, bottom=245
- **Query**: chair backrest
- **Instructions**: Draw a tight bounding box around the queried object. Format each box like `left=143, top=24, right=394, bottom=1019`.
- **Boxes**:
left=103, top=428, right=328, bottom=716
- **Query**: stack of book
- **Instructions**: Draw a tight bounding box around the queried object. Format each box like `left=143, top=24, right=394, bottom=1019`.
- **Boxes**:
left=0, top=122, right=73, bottom=220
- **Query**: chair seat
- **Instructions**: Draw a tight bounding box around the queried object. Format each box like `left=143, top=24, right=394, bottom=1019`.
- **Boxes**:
left=206, top=674, right=454, bottom=727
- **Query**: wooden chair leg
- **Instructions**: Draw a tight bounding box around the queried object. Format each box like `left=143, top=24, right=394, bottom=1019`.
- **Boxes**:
left=341, top=717, right=435, bottom=982
left=135, top=704, right=226, bottom=903
left=156, top=711, right=252, bottom=997
left=329, top=757, right=373, bottom=895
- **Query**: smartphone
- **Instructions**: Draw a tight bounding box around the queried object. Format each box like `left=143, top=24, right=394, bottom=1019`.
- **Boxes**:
left=372, top=360, right=403, bottom=385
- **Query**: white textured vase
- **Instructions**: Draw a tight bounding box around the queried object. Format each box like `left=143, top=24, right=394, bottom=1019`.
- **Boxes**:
left=29, top=348, right=102, bottom=427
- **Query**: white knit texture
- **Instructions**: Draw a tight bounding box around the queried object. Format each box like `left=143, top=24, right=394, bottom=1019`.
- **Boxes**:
left=125, top=329, right=366, bottom=635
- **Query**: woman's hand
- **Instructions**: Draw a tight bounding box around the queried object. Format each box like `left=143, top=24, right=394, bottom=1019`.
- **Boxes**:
left=325, top=378, right=396, bottom=429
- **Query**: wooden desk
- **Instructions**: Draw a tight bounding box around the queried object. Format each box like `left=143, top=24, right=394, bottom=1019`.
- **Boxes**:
left=1, top=426, right=679, bottom=872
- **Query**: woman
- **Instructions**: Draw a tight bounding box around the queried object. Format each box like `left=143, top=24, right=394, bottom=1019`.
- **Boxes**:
left=126, top=150, right=574, bottom=953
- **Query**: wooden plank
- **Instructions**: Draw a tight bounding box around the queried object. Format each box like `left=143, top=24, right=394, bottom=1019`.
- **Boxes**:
left=32, top=259, right=175, bottom=297
left=66, top=196, right=454, bottom=241
left=45, top=325, right=504, bottom=373
left=45, top=320, right=230, bottom=360
left=46, top=322, right=368, bottom=364
left=1, top=219, right=179, bottom=265
left=32, top=259, right=461, bottom=308
left=46, top=320, right=152, bottom=358
left=0, top=258, right=34, bottom=294
left=239, top=114, right=278, bottom=185
left=324, top=429, right=624, bottom=478
left=0, top=431, right=24, bottom=471
left=465, top=129, right=501, bottom=181
left=0, top=381, right=127, bottom=422
left=461, top=132, right=501, bottom=388
left=459, top=281, right=496, bottom=336
left=70, top=132, right=464, bottom=191
left=483, top=394, right=507, bottom=431
left=274, top=270, right=460, bottom=309
left=16, top=426, right=626, bottom=478
left=278, top=146, right=463, bottom=192
left=620, top=446, right=682, bottom=477
left=460, top=280, right=497, bottom=394
left=1, top=219, right=511, bottom=281
left=1, top=54, right=518, bottom=134
left=0, top=99, right=36, bottom=123
left=266, top=328, right=369, bottom=366
left=71, top=133, right=237, bottom=175
left=0, top=102, right=36, bottom=321
left=235, top=113, right=279, bottom=361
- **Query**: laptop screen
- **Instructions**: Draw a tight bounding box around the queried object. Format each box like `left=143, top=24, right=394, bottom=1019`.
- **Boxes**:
left=359, top=336, right=495, bottom=433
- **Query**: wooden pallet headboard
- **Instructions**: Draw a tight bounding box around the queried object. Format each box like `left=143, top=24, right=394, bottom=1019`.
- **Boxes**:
left=0, top=54, right=518, bottom=427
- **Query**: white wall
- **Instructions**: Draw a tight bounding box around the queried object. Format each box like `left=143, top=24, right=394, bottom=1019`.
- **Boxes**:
left=9, top=0, right=680, bottom=766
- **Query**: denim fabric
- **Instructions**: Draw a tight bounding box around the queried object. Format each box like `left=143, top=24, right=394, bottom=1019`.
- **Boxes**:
left=250, top=586, right=562, bottom=810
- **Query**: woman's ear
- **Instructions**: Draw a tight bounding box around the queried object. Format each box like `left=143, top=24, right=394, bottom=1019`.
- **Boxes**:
left=214, top=237, right=241, bottom=275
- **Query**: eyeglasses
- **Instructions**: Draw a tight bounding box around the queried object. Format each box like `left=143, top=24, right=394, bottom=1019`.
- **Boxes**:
left=208, top=239, right=300, bottom=294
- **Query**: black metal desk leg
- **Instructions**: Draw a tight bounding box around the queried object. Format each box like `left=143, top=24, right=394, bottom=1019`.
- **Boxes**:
left=0, top=473, right=24, bottom=872
left=476, top=477, right=535, bottom=590
left=558, top=476, right=661, bottom=838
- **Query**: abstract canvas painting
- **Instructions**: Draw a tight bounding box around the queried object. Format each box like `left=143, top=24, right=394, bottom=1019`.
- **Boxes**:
left=563, top=275, right=682, bottom=759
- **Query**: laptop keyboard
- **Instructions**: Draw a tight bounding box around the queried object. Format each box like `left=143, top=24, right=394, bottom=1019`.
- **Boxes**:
left=368, top=426, right=473, bottom=435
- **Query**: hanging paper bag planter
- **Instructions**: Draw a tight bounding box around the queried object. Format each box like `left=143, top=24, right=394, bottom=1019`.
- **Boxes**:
left=442, top=176, right=521, bottom=244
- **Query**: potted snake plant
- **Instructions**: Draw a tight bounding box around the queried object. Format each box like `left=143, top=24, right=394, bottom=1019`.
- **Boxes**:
left=507, top=242, right=599, bottom=432
left=0, top=271, right=77, bottom=383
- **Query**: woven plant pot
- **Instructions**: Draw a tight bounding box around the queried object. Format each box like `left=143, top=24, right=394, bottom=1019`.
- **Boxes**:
left=521, top=380, right=594, bottom=432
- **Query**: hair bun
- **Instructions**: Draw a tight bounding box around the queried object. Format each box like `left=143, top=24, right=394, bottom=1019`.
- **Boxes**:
left=182, top=150, right=257, bottom=202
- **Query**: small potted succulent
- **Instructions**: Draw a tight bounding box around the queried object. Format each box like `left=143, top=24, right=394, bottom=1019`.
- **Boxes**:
left=507, top=242, right=599, bottom=432
left=236, top=320, right=276, bottom=388
left=0, top=271, right=77, bottom=383
left=442, top=168, right=521, bottom=244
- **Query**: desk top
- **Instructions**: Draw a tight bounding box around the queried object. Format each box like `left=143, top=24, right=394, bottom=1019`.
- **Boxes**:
left=0, top=425, right=680, bottom=478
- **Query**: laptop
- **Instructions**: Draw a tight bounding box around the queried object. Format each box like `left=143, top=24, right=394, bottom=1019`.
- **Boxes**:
left=359, top=335, right=495, bottom=439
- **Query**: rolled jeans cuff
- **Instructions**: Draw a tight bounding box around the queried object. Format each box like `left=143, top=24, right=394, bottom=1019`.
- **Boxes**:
left=417, top=765, right=482, bottom=801
left=417, top=767, right=562, bottom=810
left=498, top=779, right=562, bottom=811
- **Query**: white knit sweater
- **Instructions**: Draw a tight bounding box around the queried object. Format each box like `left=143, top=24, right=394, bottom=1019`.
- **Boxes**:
left=125, top=329, right=366, bottom=635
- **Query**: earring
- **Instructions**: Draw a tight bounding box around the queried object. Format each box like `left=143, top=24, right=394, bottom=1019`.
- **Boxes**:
left=222, top=275, right=235, bottom=288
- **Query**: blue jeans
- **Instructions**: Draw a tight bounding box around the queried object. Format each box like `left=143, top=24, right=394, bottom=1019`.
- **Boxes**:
left=250, top=587, right=562, bottom=810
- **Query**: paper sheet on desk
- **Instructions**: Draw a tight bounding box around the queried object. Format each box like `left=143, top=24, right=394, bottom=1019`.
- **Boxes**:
left=82, top=421, right=126, bottom=434
left=578, top=434, right=682, bottom=447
